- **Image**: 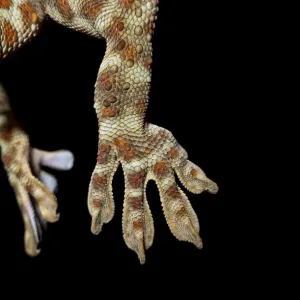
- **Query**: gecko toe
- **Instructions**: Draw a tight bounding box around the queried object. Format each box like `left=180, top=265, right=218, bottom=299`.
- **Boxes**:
left=88, top=143, right=119, bottom=234
left=175, top=160, right=218, bottom=195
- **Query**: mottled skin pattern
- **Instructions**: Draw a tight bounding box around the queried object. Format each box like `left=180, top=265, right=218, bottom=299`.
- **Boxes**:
left=0, top=0, right=218, bottom=264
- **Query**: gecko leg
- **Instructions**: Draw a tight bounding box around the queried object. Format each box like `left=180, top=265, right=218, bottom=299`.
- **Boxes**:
left=0, top=86, right=74, bottom=256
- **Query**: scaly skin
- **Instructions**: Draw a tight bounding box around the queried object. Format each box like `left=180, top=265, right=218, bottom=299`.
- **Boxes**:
left=0, top=0, right=218, bottom=264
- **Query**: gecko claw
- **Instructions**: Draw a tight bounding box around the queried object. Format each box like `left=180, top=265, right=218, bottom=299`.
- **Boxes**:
left=207, top=181, right=219, bottom=194
left=194, top=235, right=203, bottom=249
left=91, top=215, right=103, bottom=235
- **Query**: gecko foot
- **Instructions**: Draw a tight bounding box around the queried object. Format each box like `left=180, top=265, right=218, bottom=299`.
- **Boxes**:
left=88, top=123, right=218, bottom=264
left=0, top=127, right=74, bottom=256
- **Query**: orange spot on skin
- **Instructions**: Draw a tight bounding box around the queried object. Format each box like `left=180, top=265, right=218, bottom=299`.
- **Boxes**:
left=166, top=184, right=181, bottom=198
left=97, top=144, right=111, bottom=164
left=191, top=169, right=198, bottom=178
left=146, top=56, right=153, bottom=69
left=92, top=174, right=107, bottom=189
left=148, top=20, right=156, bottom=35
left=121, top=0, right=134, bottom=9
left=159, top=129, right=169, bottom=139
left=114, top=137, right=136, bottom=162
left=0, top=130, right=13, bottom=141
left=133, top=219, right=143, bottom=231
left=116, top=21, right=125, bottom=31
left=122, top=43, right=137, bottom=61
left=135, top=99, right=147, bottom=114
left=114, top=137, right=127, bottom=148
left=56, top=0, right=73, bottom=19
left=128, top=197, right=143, bottom=210
left=176, top=207, right=187, bottom=218
left=93, top=200, right=102, bottom=208
left=128, top=171, right=145, bottom=188
left=0, top=0, right=11, bottom=9
left=103, top=81, right=112, bottom=91
left=99, top=70, right=110, bottom=82
left=100, top=144, right=111, bottom=152
left=145, top=147, right=151, bottom=154
left=20, top=3, right=39, bottom=24
left=2, top=153, right=13, bottom=166
left=31, top=13, right=38, bottom=23
left=81, top=2, right=104, bottom=20
left=102, top=107, right=118, bottom=117
left=154, top=161, right=169, bottom=176
left=168, top=147, right=179, bottom=160
left=124, top=149, right=135, bottom=162
left=2, top=20, right=18, bottom=47
left=98, top=69, right=115, bottom=91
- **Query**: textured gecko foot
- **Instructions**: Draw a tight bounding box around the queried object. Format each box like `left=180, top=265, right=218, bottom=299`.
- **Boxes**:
left=0, top=127, right=74, bottom=256
left=88, top=123, right=218, bottom=264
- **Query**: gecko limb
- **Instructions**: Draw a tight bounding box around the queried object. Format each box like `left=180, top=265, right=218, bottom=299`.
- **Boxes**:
left=88, top=124, right=218, bottom=264
left=0, top=84, right=74, bottom=256
left=0, top=0, right=218, bottom=262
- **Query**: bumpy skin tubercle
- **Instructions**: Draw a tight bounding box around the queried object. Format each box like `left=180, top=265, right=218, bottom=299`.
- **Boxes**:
left=0, top=0, right=218, bottom=263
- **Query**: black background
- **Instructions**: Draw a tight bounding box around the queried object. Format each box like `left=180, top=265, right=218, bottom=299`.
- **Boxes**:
left=0, top=1, right=232, bottom=277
